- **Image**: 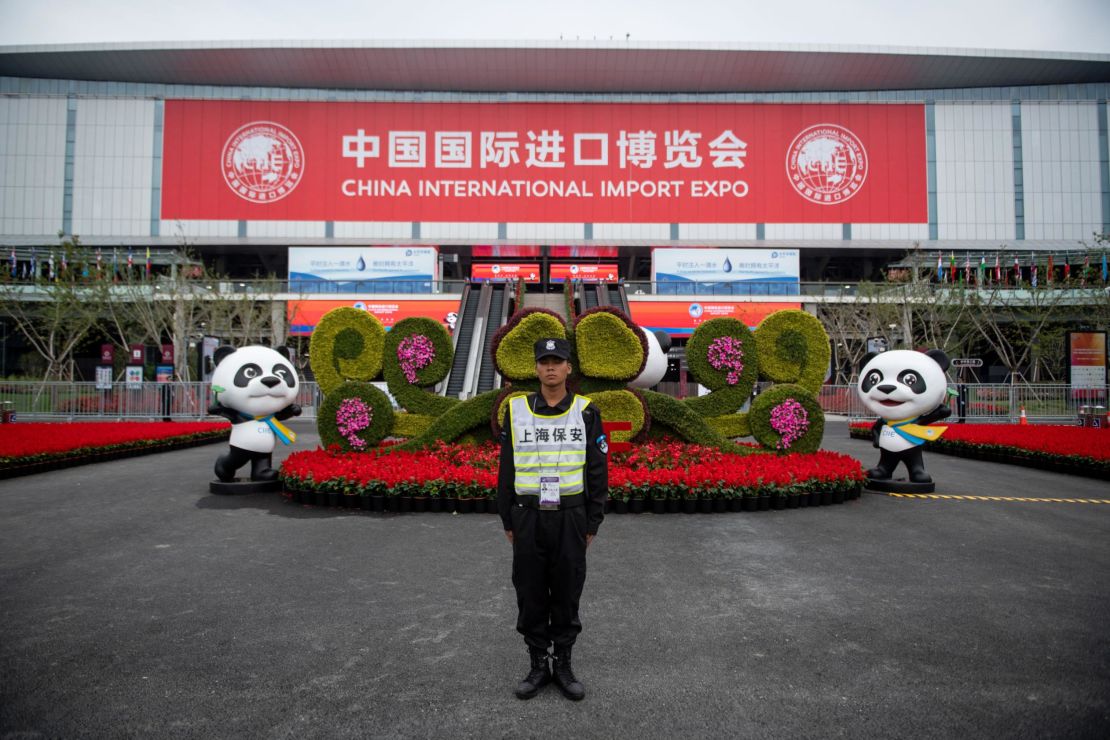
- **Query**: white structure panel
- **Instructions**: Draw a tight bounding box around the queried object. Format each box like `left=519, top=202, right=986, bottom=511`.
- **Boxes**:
left=1021, top=102, right=1102, bottom=241
left=764, top=223, right=842, bottom=240
left=419, top=222, right=500, bottom=240
left=332, top=221, right=412, bottom=239
left=934, top=103, right=1015, bottom=241
left=679, top=223, right=758, bottom=240
left=0, top=97, right=67, bottom=236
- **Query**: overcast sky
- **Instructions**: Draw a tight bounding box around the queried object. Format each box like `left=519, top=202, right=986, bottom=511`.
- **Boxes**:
left=1, top=0, right=1108, bottom=53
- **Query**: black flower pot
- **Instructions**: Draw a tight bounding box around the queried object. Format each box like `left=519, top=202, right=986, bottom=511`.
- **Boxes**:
left=604, top=500, right=613, bottom=514
left=728, top=497, right=743, bottom=512
left=385, top=496, right=399, bottom=512
left=629, top=497, right=644, bottom=514
left=772, top=496, right=786, bottom=510
left=807, top=492, right=820, bottom=507
left=758, top=495, right=770, bottom=511
left=360, top=495, right=372, bottom=511
left=329, top=492, right=342, bottom=508
left=613, top=499, right=628, bottom=514
left=398, top=496, right=413, bottom=513
left=832, top=490, right=845, bottom=505
left=343, top=494, right=359, bottom=509
left=712, top=498, right=726, bottom=513
left=457, top=498, right=475, bottom=514
left=291, top=489, right=305, bottom=504
left=682, top=498, right=697, bottom=514
left=697, top=499, right=713, bottom=514
left=313, top=491, right=327, bottom=507
left=412, top=496, right=427, bottom=513
left=428, top=497, right=443, bottom=513
left=743, top=496, right=758, bottom=512
left=442, top=497, right=457, bottom=513
left=820, top=491, right=833, bottom=506
left=651, top=498, right=666, bottom=515
left=666, top=499, right=680, bottom=514
left=370, top=494, right=385, bottom=512
left=786, top=494, right=799, bottom=509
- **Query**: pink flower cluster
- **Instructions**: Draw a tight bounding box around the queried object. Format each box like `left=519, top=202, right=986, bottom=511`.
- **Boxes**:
left=770, top=398, right=809, bottom=450
left=706, top=336, right=745, bottom=385
left=397, top=334, right=436, bottom=384
left=336, top=397, right=373, bottom=450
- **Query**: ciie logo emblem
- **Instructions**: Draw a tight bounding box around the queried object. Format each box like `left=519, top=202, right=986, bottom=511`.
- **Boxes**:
left=222, top=121, right=304, bottom=203
left=688, top=303, right=703, bottom=319
left=785, top=124, right=868, bottom=205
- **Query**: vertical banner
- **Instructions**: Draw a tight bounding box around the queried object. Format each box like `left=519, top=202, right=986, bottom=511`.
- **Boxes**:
left=1068, top=331, right=1107, bottom=398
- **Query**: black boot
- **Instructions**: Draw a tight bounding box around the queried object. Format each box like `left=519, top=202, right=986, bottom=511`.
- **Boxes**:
left=552, top=646, right=585, bottom=701
left=515, top=647, right=551, bottom=700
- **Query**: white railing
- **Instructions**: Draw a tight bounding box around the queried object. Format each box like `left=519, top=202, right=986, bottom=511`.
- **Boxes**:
left=1, top=380, right=1103, bottom=424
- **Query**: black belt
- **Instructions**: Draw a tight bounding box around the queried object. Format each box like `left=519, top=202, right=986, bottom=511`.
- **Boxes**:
left=514, top=494, right=585, bottom=511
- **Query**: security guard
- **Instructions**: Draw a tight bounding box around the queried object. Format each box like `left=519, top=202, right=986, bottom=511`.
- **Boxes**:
left=498, top=337, right=608, bottom=701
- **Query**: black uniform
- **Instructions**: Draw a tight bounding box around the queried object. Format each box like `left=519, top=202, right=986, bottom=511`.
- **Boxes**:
left=498, top=393, right=607, bottom=651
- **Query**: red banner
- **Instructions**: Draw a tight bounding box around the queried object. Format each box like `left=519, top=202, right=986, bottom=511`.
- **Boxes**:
left=472, top=245, right=542, bottom=257
left=471, top=263, right=541, bottom=282
left=549, top=245, right=620, bottom=258
left=629, top=300, right=801, bottom=337
left=549, top=263, right=620, bottom=283
left=162, top=100, right=926, bottom=224
left=287, top=298, right=461, bottom=336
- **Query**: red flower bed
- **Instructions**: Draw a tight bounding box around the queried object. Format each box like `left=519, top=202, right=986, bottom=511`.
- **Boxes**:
left=281, top=440, right=865, bottom=500
left=0, top=422, right=230, bottom=473
left=849, top=421, right=1110, bottom=476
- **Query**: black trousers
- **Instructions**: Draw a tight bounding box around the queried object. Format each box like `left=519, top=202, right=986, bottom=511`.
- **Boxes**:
left=510, top=504, right=588, bottom=651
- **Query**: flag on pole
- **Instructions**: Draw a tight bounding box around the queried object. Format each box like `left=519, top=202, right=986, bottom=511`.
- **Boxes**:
left=949, top=252, right=957, bottom=283
left=145, top=247, right=152, bottom=278
left=9, top=248, right=15, bottom=277
left=978, top=255, right=986, bottom=285
left=30, top=248, right=37, bottom=280
left=936, top=252, right=943, bottom=282
left=994, top=254, right=1001, bottom=283
left=1064, top=254, right=1071, bottom=281
left=963, top=254, right=971, bottom=284
left=1102, top=253, right=1108, bottom=283
left=1013, top=255, right=1021, bottom=285
left=127, top=247, right=134, bottom=279
left=60, top=250, right=67, bottom=276
left=1046, top=254, right=1054, bottom=285
left=112, top=248, right=119, bottom=282
left=1031, top=255, right=1038, bottom=288
left=48, top=251, right=55, bottom=281
left=96, top=248, right=102, bottom=278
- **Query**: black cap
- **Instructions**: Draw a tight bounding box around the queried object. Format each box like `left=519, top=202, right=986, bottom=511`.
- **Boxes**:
left=534, top=337, right=571, bottom=361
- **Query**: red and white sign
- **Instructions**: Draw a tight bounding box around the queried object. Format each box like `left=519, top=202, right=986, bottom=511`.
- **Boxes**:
left=549, top=263, right=620, bottom=283
left=287, top=298, right=460, bottom=336
left=471, top=263, right=541, bottom=282
left=629, top=300, right=801, bottom=337
left=549, top=245, right=620, bottom=258
left=472, top=245, right=542, bottom=257
left=162, top=101, right=926, bottom=224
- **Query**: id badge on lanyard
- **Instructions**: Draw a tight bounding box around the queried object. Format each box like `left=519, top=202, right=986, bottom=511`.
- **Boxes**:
left=539, top=476, right=561, bottom=509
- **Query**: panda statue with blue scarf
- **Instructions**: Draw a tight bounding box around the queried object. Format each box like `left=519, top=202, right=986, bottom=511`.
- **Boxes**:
left=857, top=348, right=952, bottom=493
left=208, top=345, right=301, bottom=493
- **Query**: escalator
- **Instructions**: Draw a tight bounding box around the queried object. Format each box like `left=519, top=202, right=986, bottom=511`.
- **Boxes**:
left=475, top=284, right=509, bottom=394
left=443, top=284, right=481, bottom=397
left=582, top=284, right=599, bottom=311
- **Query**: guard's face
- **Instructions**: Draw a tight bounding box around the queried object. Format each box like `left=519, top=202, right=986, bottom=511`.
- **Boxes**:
left=536, top=356, right=571, bottom=388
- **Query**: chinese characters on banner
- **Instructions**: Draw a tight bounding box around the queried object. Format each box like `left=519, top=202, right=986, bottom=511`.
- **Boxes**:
left=162, top=101, right=927, bottom=224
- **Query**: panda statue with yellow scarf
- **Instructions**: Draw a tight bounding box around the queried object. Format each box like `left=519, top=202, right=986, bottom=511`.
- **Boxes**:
left=857, top=349, right=952, bottom=493
left=208, top=345, right=301, bottom=493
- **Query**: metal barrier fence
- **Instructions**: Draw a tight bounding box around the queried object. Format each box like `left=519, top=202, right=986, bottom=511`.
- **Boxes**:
left=0, top=380, right=1103, bottom=423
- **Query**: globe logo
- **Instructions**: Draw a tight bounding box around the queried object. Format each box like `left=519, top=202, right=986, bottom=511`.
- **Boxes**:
left=222, top=121, right=304, bottom=203
left=785, top=124, right=868, bottom=205
left=688, top=303, right=703, bottom=318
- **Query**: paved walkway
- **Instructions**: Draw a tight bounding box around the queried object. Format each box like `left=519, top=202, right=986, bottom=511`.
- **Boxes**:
left=1, top=421, right=1108, bottom=738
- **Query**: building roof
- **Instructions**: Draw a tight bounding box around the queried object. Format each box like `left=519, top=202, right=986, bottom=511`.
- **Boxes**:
left=2, top=40, right=1109, bottom=94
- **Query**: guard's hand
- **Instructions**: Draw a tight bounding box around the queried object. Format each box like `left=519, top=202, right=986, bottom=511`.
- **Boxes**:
left=586, top=534, right=595, bottom=549
left=505, top=530, right=514, bottom=545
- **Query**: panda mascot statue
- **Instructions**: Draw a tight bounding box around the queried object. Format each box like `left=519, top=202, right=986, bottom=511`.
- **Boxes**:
left=208, top=345, right=302, bottom=493
left=856, top=349, right=952, bottom=493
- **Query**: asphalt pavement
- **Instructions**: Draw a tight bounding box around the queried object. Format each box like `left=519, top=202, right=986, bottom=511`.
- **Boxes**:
left=1, top=420, right=1108, bottom=739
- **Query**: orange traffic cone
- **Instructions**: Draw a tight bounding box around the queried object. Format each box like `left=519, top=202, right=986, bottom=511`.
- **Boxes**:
left=1019, top=405, right=1028, bottom=425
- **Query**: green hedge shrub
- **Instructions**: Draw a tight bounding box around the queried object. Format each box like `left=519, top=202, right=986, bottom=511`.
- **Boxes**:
left=706, top=413, right=752, bottom=439
left=382, top=316, right=458, bottom=417
left=309, top=307, right=385, bottom=395
left=753, top=310, right=830, bottom=394
left=317, top=381, right=395, bottom=451
left=490, top=309, right=567, bottom=381
left=642, top=390, right=756, bottom=455
left=491, top=387, right=531, bottom=436
left=397, top=388, right=502, bottom=449
left=585, top=389, right=647, bottom=443
left=390, top=412, right=434, bottom=439
left=573, top=307, right=646, bottom=381
left=683, top=317, right=759, bottom=417
left=748, top=384, right=824, bottom=454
